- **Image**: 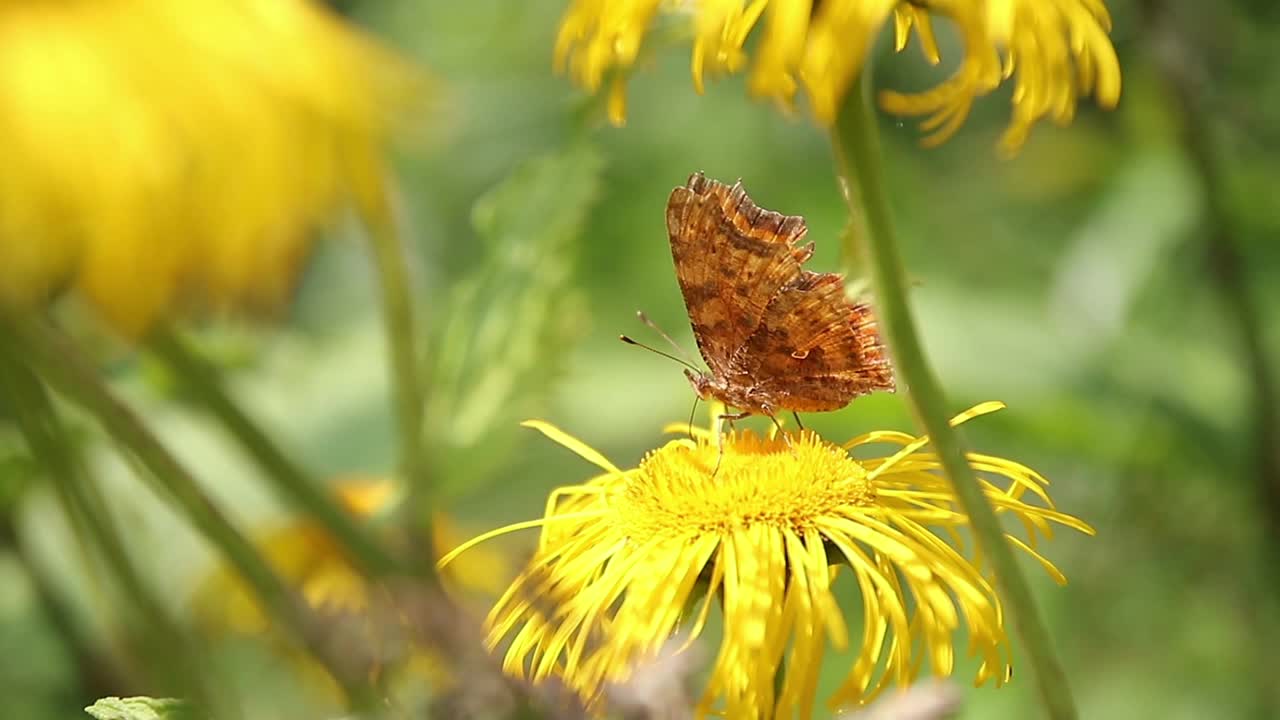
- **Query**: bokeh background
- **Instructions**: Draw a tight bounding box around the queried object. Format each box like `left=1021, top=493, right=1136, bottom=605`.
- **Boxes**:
left=3, top=1, right=1278, bottom=718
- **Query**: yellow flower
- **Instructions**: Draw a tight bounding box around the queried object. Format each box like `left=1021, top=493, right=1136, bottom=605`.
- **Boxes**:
left=0, top=0, right=421, bottom=336
left=554, top=0, right=1120, bottom=149
left=443, top=403, right=1093, bottom=716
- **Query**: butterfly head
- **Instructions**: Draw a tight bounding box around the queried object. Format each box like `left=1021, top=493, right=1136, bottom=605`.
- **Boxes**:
left=683, top=368, right=715, bottom=401
left=683, top=368, right=774, bottom=416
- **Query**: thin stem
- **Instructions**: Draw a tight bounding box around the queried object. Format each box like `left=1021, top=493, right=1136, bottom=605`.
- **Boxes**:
left=356, top=174, right=546, bottom=718
left=0, top=516, right=129, bottom=702
left=360, top=183, right=437, bottom=571
left=829, top=74, right=1077, bottom=719
left=0, top=311, right=374, bottom=706
left=149, top=329, right=403, bottom=578
left=0, top=345, right=223, bottom=713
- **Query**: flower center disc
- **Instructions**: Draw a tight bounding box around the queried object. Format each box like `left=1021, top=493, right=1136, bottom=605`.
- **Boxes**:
left=616, top=430, right=875, bottom=537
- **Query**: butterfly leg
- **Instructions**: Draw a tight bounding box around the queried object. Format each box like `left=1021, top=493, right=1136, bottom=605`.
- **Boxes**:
left=768, top=413, right=787, bottom=439
left=719, top=410, right=752, bottom=433
left=712, top=410, right=751, bottom=478
left=686, top=396, right=700, bottom=441
left=752, top=407, right=793, bottom=450
left=762, top=406, right=798, bottom=454
left=791, top=411, right=805, bottom=432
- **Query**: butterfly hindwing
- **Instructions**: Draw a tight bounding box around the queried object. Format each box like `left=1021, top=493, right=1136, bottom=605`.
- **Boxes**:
left=735, top=271, right=894, bottom=411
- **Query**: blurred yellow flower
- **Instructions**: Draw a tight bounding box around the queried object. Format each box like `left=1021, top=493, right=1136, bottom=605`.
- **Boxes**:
left=555, top=0, right=1120, bottom=149
left=194, top=477, right=509, bottom=635
left=0, top=0, right=422, bottom=335
left=193, top=478, right=509, bottom=704
left=443, top=403, right=1093, bottom=716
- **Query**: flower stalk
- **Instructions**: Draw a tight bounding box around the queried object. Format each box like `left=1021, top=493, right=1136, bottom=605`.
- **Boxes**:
left=359, top=184, right=438, bottom=572
left=830, top=72, right=1078, bottom=719
left=149, top=329, right=404, bottom=578
left=0, top=311, right=377, bottom=708
left=0, top=345, right=221, bottom=710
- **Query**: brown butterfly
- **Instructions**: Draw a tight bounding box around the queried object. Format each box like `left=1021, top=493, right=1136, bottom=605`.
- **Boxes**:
left=665, top=172, right=895, bottom=420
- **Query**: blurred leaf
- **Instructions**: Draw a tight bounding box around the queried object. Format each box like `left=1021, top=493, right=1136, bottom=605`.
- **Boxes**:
left=425, top=141, right=603, bottom=496
left=84, top=697, right=193, bottom=720
left=1045, top=145, right=1200, bottom=360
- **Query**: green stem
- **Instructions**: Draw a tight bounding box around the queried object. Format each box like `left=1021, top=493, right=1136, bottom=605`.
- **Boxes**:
left=0, top=345, right=224, bottom=713
left=149, top=329, right=403, bottom=578
left=0, top=517, right=129, bottom=702
left=361, top=186, right=437, bottom=571
left=0, top=312, right=374, bottom=706
left=830, top=75, right=1077, bottom=719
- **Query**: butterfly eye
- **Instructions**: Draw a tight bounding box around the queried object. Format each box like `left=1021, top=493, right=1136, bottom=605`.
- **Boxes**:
left=791, top=349, right=810, bottom=360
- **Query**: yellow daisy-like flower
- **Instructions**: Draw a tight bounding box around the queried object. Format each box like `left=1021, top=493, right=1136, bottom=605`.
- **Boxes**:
left=443, top=403, right=1093, bottom=716
left=555, top=0, right=1121, bottom=150
left=0, top=0, right=421, bottom=336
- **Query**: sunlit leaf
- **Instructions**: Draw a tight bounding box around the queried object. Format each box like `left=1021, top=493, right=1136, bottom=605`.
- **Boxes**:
left=426, top=141, right=603, bottom=495
left=84, top=697, right=194, bottom=720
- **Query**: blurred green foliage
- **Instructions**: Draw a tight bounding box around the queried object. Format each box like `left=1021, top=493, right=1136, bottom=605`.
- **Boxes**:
left=426, top=141, right=600, bottom=497
left=1, top=0, right=1279, bottom=718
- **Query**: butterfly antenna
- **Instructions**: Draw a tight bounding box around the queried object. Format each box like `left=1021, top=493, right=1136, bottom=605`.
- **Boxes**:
left=635, top=311, right=698, bottom=366
left=619, top=335, right=701, bottom=373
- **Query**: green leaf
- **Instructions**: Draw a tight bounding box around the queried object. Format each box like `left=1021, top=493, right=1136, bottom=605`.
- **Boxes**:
left=84, top=697, right=194, bottom=720
left=425, top=141, right=603, bottom=496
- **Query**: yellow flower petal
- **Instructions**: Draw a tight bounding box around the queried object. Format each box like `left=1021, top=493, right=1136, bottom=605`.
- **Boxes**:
left=521, top=419, right=624, bottom=476
left=882, top=0, right=1121, bottom=151
left=554, top=0, right=1121, bottom=148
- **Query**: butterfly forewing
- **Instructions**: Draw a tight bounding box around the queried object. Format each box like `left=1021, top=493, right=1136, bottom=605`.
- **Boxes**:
left=665, top=173, right=806, bottom=376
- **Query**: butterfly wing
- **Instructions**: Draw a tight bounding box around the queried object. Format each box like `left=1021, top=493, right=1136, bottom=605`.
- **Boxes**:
left=666, top=173, right=810, bottom=376
left=734, top=271, right=895, bottom=412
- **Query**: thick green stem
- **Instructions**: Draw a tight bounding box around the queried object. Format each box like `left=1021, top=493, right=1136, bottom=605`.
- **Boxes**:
left=150, top=330, right=403, bottom=578
left=361, top=187, right=437, bottom=571
left=0, top=312, right=375, bottom=706
left=830, top=75, right=1077, bottom=719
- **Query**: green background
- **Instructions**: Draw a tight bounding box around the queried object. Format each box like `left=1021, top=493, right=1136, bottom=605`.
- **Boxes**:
left=3, top=1, right=1277, bottom=718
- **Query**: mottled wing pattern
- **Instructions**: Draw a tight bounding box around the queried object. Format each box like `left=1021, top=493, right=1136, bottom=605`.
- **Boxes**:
left=666, top=172, right=810, bottom=376
left=735, top=270, right=895, bottom=412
